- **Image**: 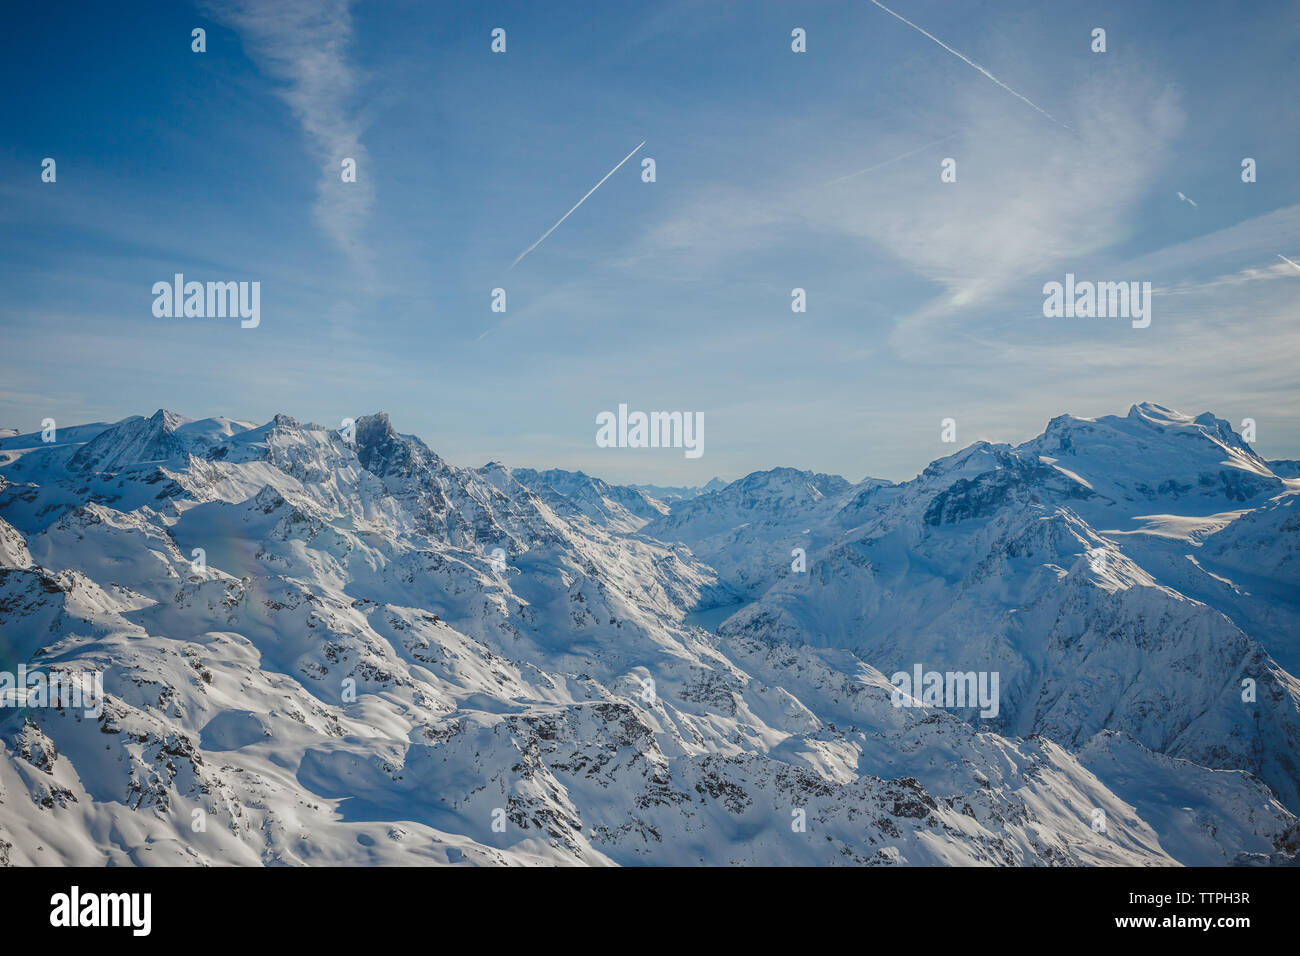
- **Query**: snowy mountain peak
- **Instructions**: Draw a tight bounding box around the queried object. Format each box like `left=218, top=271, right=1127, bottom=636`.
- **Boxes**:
left=511, top=467, right=669, bottom=530
left=354, top=411, right=434, bottom=477
left=67, top=410, right=187, bottom=473
left=728, top=466, right=850, bottom=500
left=152, top=407, right=192, bottom=431
left=1018, top=404, right=1280, bottom=514
left=357, top=410, right=393, bottom=432
left=919, top=441, right=1013, bottom=482
left=0, top=401, right=1297, bottom=867
left=633, top=477, right=728, bottom=502
left=1127, top=400, right=1190, bottom=426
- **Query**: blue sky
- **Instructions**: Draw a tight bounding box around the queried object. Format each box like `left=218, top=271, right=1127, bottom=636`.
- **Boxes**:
left=2, top=0, right=1297, bottom=484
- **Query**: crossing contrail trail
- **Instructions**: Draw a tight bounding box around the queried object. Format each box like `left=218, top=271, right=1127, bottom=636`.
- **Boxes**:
left=867, top=0, right=1072, bottom=131
left=826, top=134, right=960, bottom=185
left=1278, top=253, right=1300, bottom=272
left=510, top=140, right=646, bottom=270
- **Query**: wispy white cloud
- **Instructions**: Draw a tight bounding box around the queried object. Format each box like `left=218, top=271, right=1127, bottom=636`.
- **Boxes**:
left=1155, top=259, right=1298, bottom=295
left=933, top=205, right=1300, bottom=403
left=1123, top=203, right=1300, bottom=281
left=622, top=69, right=1184, bottom=358
left=204, top=0, right=374, bottom=272
left=829, top=74, right=1181, bottom=353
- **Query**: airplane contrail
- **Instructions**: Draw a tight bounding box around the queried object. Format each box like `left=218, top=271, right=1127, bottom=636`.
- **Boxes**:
left=867, top=0, right=1071, bottom=131
left=1177, top=191, right=1198, bottom=208
left=826, top=134, right=960, bottom=185
left=510, top=140, right=646, bottom=270
left=1278, top=253, right=1300, bottom=272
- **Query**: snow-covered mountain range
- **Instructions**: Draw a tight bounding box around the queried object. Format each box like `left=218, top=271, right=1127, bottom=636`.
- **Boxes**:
left=0, top=402, right=1296, bottom=866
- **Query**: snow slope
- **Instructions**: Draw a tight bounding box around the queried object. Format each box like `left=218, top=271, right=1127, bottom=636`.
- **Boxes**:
left=0, top=404, right=1295, bottom=866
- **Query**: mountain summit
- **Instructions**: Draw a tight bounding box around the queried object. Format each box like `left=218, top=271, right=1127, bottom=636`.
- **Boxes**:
left=0, top=404, right=1296, bottom=866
